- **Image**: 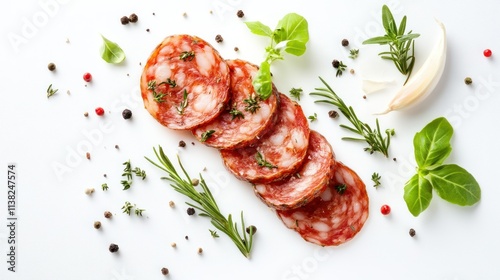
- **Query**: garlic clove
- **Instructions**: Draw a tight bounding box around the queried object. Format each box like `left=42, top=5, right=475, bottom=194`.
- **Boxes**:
left=376, top=19, right=447, bottom=115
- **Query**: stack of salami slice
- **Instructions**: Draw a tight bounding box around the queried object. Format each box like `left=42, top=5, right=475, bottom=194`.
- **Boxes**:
left=141, top=34, right=369, bottom=246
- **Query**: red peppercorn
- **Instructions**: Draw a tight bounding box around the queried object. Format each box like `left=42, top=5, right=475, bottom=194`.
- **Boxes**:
left=380, top=204, right=391, bottom=215
left=95, top=107, right=105, bottom=116
left=483, top=49, right=492, bottom=57
left=83, top=72, right=92, bottom=82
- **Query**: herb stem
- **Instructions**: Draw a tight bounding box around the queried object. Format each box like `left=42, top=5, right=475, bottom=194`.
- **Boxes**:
left=145, top=146, right=254, bottom=258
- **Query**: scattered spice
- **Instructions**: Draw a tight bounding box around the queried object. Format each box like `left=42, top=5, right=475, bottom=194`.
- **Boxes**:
left=185, top=235, right=189, bottom=240
left=95, top=107, right=105, bottom=116
left=234, top=47, right=239, bottom=51
left=84, top=112, right=89, bottom=117
left=332, top=59, right=340, bottom=68
left=380, top=204, right=391, bottom=215
left=47, top=62, right=56, bottom=71
left=109, top=243, right=119, bottom=253
left=104, top=211, right=113, bottom=219
left=215, top=34, right=223, bottom=43
left=86, top=152, right=91, bottom=160
left=483, top=49, right=492, bottom=57
left=328, top=110, right=339, bottom=118
left=349, top=68, right=355, bottom=75
left=191, top=178, right=199, bottom=186
left=170, top=242, right=177, bottom=248
left=120, top=16, right=130, bottom=25
left=85, top=188, right=95, bottom=195
left=187, top=207, right=195, bottom=215
left=115, top=144, right=120, bottom=149
left=464, top=77, right=473, bottom=85
left=122, top=109, right=132, bottom=119
left=182, top=12, right=187, bottom=17
left=246, top=225, right=257, bottom=235
left=93, top=221, right=101, bottom=229
left=409, top=228, right=416, bottom=237
left=146, top=28, right=150, bottom=32
left=363, top=95, right=367, bottom=99
left=178, top=140, right=186, bottom=147
left=128, top=13, right=138, bottom=23
left=161, top=267, right=169, bottom=276
left=197, top=247, right=203, bottom=254
left=341, top=39, right=349, bottom=47
left=83, top=72, right=92, bottom=82
left=393, top=157, right=397, bottom=161
left=236, top=10, right=244, bottom=18
left=169, top=201, right=175, bottom=208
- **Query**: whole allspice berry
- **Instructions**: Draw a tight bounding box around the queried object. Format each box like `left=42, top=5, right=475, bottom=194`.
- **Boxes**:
left=109, top=243, right=119, bottom=253
left=94, top=221, right=102, bottom=229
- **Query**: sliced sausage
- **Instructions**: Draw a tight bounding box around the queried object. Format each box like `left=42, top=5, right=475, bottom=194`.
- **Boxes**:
left=254, top=130, right=335, bottom=210
left=140, top=34, right=230, bottom=130
left=220, top=93, right=310, bottom=183
left=192, top=59, right=280, bottom=149
left=277, top=162, right=369, bottom=246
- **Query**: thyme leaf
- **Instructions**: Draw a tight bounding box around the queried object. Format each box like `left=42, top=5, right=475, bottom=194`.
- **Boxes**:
left=255, top=152, right=277, bottom=169
left=200, top=130, right=216, bottom=142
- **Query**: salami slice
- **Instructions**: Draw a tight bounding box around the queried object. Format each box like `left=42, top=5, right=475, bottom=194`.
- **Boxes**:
left=192, top=59, right=280, bottom=149
left=140, top=34, right=230, bottom=130
left=254, top=130, right=335, bottom=210
left=277, top=162, right=369, bottom=246
left=220, top=93, right=310, bottom=184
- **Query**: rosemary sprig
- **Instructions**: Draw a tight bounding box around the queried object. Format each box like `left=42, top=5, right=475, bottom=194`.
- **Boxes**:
left=310, top=77, right=394, bottom=157
left=47, top=84, right=58, bottom=98
left=145, top=146, right=255, bottom=258
left=362, top=5, right=420, bottom=84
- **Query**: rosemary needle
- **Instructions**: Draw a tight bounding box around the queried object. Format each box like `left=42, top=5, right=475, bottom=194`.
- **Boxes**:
left=310, top=77, right=394, bottom=157
left=145, top=146, right=254, bottom=258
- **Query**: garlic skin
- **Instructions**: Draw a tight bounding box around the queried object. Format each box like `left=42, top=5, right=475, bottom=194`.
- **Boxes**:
left=376, top=20, right=447, bottom=115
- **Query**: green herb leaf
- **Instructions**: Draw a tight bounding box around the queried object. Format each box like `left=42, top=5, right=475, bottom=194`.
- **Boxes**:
left=245, top=13, right=309, bottom=100
left=200, top=130, right=216, bottom=142
left=414, top=117, right=453, bottom=168
left=289, top=87, right=303, bottom=101
left=403, top=174, right=433, bottom=217
left=427, top=164, right=481, bottom=206
left=371, top=172, right=381, bottom=188
left=255, top=152, right=277, bottom=169
left=100, top=35, right=126, bottom=64
left=273, top=13, right=309, bottom=45
left=244, top=21, right=273, bottom=37
left=252, top=61, right=273, bottom=100
left=308, top=113, right=317, bottom=122
left=46, top=84, right=58, bottom=98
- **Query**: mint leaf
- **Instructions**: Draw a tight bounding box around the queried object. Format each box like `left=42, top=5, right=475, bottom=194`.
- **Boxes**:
left=273, top=13, right=309, bottom=45
left=427, top=164, right=481, bottom=206
left=404, top=174, right=433, bottom=217
left=414, top=117, right=453, bottom=168
left=244, top=21, right=273, bottom=37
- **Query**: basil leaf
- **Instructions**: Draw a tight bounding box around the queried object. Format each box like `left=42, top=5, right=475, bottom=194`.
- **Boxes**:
left=274, top=40, right=307, bottom=56
left=100, top=35, right=125, bottom=64
left=414, top=117, right=453, bottom=169
left=244, top=21, right=273, bottom=38
left=428, top=164, right=481, bottom=206
left=252, top=61, right=273, bottom=100
left=404, top=174, right=433, bottom=217
left=273, top=13, right=309, bottom=45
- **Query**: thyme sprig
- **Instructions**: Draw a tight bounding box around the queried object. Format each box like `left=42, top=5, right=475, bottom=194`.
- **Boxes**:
left=176, top=89, right=189, bottom=115
left=310, top=77, right=394, bottom=157
left=243, top=95, right=260, bottom=113
left=255, top=152, right=277, bottom=169
left=145, top=146, right=255, bottom=258
left=362, top=5, right=420, bottom=84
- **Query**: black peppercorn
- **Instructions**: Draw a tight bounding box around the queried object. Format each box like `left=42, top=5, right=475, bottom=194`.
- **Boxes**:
left=464, top=77, right=473, bottom=85
left=215, top=34, right=223, bottom=43
left=187, top=207, right=195, bottom=215
left=236, top=10, right=244, bottom=18
left=120, top=16, right=130, bottom=25
left=409, top=228, right=416, bottom=237
left=161, top=267, right=169, bottom=275
left=328, top=110, right=339, bottom=118
left=179, top=140, right=186, bottom=147
left=246, top=225, right=257, bottom=235
left=104, top=211, right=112, bottom=219
left=332, top=59, right=340, bottom=68
left=48, top=62, right=56, bottom=71
left=129, top=13, right=138, bottom=23
left=122, top=109, right=132, bottom=119
left=109, top=243, right=119, bottom=253
left=341, top=39, right=349, bottom=47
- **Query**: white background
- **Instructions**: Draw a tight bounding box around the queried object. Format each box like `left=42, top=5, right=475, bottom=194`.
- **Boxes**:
left=1, top=0, right=499, bottom=279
